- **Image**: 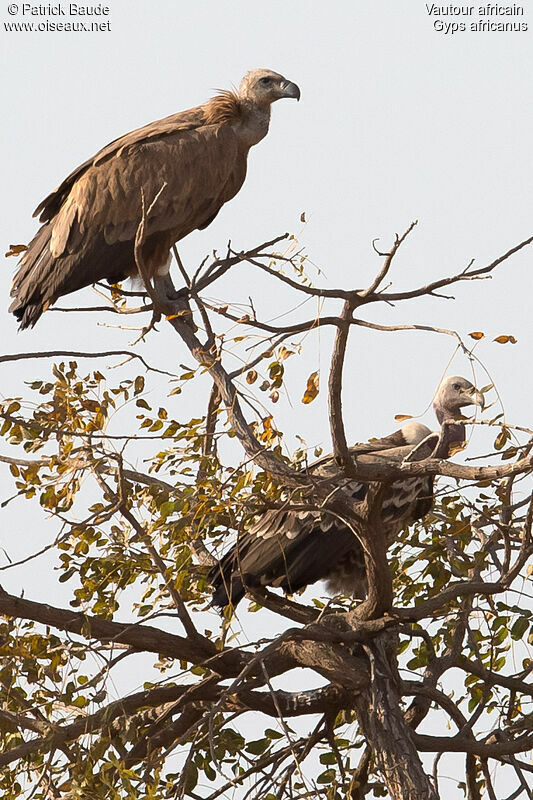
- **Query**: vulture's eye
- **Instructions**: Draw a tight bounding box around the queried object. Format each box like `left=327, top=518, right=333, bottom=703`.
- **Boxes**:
left=453, top=383, right=462, bottom=391
left=259, top=77, right=272, bottom=86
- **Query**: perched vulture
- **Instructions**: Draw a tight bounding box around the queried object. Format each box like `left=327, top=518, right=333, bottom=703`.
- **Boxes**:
left=10, top=69, right=300, bottom=329
left=210, top=376, right=484, bottom=609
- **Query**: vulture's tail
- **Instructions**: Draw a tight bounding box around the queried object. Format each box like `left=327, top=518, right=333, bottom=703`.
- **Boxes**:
left=9, top=223, right=133, bottom=330
left=9, top=224, right=55, bottom=329
left=209, top=560, right=246, bottom=611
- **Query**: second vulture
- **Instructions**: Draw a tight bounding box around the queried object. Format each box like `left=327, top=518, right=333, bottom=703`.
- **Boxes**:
left=210, top=376, right=484, bottom=609
left=10, top=69, right=300, bottom=329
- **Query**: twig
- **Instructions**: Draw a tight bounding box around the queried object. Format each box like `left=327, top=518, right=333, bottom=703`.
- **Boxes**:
left=361, top=221, right=418, bottom=297
left=0, top=350, right=176, bottom=377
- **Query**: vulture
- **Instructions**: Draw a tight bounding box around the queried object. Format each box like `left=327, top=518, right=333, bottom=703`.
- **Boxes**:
left=9, top=69, right=300, bottom=329
left=210, top=376, right=484, bottom=609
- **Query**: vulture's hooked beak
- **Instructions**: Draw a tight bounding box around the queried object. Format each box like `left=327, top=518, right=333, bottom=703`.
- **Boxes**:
left=467, top=388, right=485, bottom=410
left=280, top=80, right=301, bottom=101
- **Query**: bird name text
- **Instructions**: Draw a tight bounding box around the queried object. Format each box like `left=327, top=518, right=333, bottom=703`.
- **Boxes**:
left=426, top=3, right=527, bottom=32
left=426, top=4, right=524, bottom=13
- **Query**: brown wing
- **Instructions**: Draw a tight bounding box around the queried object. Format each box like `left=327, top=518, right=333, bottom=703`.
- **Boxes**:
left=51, top=123, right=245, bottom=259
left=349, top=423, right=433, bottom=455
left=308, top=424, right=432, bottom=478
left=349, top=429, right=411, bottom=455
left=11, top=114, right=247, bottom=328
left=33, top=105, right=207, bottom=223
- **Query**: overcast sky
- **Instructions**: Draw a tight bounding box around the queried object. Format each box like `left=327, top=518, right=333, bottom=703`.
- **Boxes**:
left=2, top=2, right=533, bottom=795
left=3, top=1, right=532, bottom=428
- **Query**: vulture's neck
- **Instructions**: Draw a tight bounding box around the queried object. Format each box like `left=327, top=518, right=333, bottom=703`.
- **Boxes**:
left=433, top=404, right=466, bottom=458
left=236, top=98, right=271, bottom=146
left=204, top=92, right=271, bottom=147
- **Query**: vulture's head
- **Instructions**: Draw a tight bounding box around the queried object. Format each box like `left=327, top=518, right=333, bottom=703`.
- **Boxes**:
left=433, top=376, right=485, bottom=422
left=239, top=69, right=301, bottom=108
left=432, top=376, right=485, bottom=456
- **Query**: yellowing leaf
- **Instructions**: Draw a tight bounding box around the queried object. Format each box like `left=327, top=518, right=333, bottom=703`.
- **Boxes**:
left=300, top=212, right=306, bottom=223
left=278, top=346, right=294, bottom=360
left=246, top=370, right=258, bottom=385
left=448, top=441, right=466, bottom=456
left=469, top=331, right=484, bottom=340
left=494, top=427, right=509, bottom=450
left=165, top=309, right=191, bottom=320
left=302, top=371, right=319, bottom=404
left=259, top=415, right=280, bottom=443
left=234, top=469, right=254, bottom=491
left=5, top=243, right=27, bottom=258
left=494, top=335, right=517, bottom=344
left=395, top=414, right=413, bottom=422
left=270, top=391, right=279, bottom=403
left=269, top=362, right=284, bottom=378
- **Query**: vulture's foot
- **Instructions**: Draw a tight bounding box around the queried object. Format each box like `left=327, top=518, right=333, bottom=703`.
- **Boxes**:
left=131, top=308, right=161, bottom=344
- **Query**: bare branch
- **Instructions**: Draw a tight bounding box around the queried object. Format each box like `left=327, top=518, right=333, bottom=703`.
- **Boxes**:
left=375, top=232, right=533, bottom=303
left=193, top=234, right=290, bottom=293
left=0, top=584, right=220, bottom=670
left=414, top=731, right=533, bottom=758
left=0, top=350, right=175, bottom=377
left=329, top=299, right=357, bottom=467
left=361, top=221, right=418, bottom=297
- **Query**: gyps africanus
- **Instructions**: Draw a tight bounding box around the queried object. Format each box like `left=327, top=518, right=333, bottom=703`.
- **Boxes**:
left=210, top=376, right=484, bottom=609
left=10, top=69, right=300, bottom=329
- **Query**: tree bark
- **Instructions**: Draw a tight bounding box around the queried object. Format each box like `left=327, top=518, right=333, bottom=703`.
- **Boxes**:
left=353, top=631, right=439, bottom=800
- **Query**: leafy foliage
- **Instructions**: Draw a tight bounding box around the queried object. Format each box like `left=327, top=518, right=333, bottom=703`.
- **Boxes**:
left=1, top=229, right=532, bottom=799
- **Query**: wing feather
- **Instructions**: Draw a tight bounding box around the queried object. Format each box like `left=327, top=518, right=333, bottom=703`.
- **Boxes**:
left=209, top=423, right=439, bottom=608
left=33, top=105, right=208, bottom=223
left=57, top=125, right=243, bottom=253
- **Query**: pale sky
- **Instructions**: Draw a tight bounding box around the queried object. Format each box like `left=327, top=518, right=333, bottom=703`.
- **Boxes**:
left=1, top=2, right=533, bottom=796
left=3, top=1, right=532, bottom=427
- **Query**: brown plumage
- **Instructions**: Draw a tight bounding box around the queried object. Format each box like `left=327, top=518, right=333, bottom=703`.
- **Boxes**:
left=10, top=69, right=300, bottom=329
left=210, top=377, right=485, bottom=610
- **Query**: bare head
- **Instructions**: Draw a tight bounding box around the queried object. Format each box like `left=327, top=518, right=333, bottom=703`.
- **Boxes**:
left=433, top=376, right=485, bottom=423
left=433, top=376, right=485, bottom=457
left=238, top=69, right=301, bottom=108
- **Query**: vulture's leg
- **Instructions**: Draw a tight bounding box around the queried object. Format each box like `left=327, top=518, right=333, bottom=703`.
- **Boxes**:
left=152, top=270, right=196, bottom=343
left=153, top=269, right=181, bottom=303
left=129, top=257, right=170, bottom=343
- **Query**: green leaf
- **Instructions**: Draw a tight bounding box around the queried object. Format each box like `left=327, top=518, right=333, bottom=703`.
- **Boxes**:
left=265, top=728, right=284, bottom=739
left=317, top=768, right=336, bottom=784
left=246, top=738, right=270, bottom=755
left=511, top=617, right=529, bottom=641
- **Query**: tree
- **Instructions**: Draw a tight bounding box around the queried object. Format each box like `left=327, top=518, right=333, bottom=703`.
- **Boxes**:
left=1, top=221, right=533, bottom=800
